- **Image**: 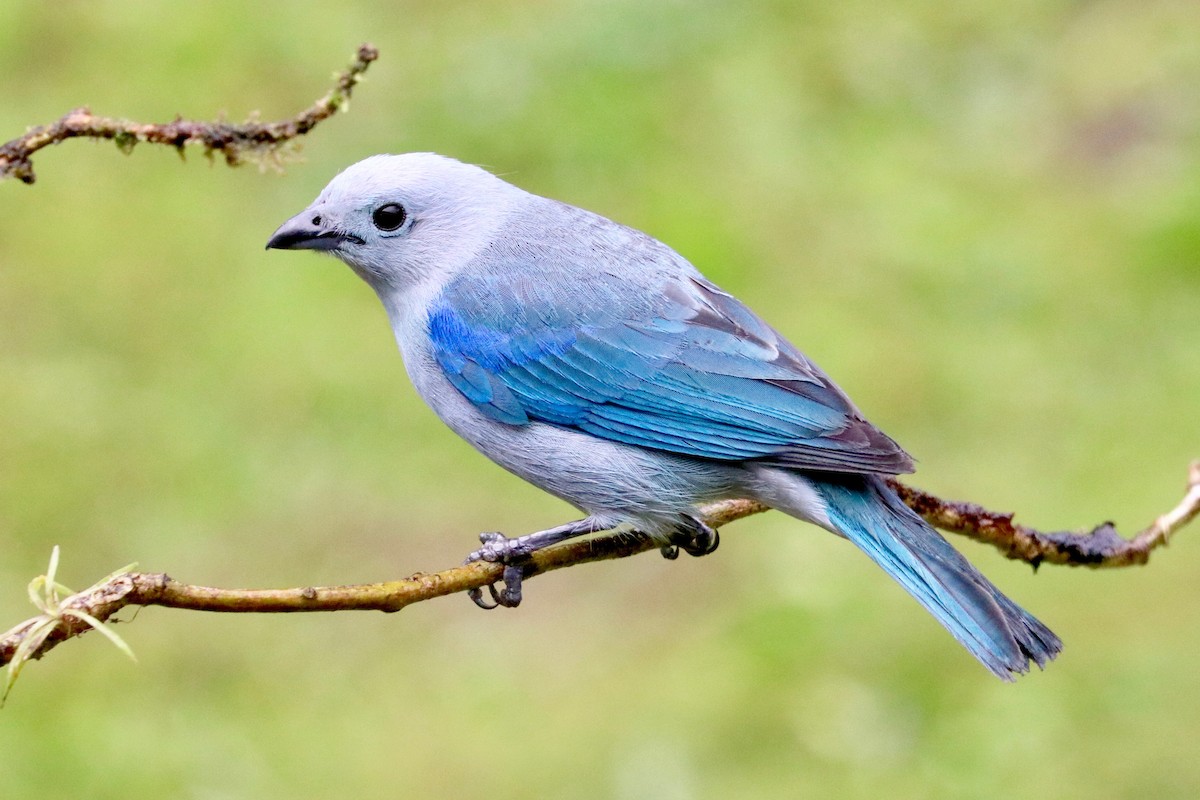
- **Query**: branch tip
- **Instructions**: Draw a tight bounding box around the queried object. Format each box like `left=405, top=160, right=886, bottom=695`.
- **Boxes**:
left=0, top=43, right=380, bottom=184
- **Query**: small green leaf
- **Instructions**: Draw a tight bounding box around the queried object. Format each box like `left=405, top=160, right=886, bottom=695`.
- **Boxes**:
left=2, top=619, right=55, bottom=706
left=61, top=610, right=137, bottom=663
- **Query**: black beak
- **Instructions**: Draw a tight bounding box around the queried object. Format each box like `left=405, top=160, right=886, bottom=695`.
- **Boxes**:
left=266, top=212, right=363, bottom=251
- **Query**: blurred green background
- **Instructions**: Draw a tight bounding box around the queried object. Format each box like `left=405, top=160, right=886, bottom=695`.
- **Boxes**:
left=2, top=1, right=1199, bottom=797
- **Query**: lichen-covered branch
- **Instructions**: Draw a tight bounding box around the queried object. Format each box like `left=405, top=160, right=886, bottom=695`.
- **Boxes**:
left=0, top=43, right=379, bottom=184
left=2, top=462, right=1197, bottom=682
left=888, top=463, right=1200, bottom=567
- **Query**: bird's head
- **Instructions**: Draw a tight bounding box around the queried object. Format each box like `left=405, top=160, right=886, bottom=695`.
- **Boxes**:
left=267, top=152, right=520, bottom=293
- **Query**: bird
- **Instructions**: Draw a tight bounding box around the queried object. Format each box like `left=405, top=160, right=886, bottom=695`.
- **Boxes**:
left=266, top=152, right=1061, bottom=680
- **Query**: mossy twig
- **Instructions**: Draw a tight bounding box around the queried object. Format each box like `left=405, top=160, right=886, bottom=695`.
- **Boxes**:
left=0, top=43, right=379, bottom=184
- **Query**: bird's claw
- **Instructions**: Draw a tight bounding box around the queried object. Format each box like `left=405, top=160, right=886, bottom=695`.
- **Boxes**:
left=467, top=582, right=503, bottom=610
left=681, top=525, right=719, bottom=557
left=465, top=533, right=531, bottom=609
left=667, top=516, right=720, bottom=558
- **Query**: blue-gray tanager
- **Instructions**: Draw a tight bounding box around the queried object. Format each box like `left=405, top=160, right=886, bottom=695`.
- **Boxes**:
left=267, top=153, right=1061, bottom=680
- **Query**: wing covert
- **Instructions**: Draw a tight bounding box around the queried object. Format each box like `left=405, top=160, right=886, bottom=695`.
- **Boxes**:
left=427, top=266, right=914, bottom=475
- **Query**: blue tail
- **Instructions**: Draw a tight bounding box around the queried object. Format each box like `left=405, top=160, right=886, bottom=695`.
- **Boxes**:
left=813, top=474, right=1062, bottom=680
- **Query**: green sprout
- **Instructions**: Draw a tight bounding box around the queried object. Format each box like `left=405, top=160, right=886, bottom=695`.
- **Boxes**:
left=2, top=547, right=138, bottom=706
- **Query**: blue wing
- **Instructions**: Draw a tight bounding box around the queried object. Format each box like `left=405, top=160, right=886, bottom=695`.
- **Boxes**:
left=428, top=263, right=913, bottom=475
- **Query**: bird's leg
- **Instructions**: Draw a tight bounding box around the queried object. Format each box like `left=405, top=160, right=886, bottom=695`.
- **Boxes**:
left=465, top=517, right=606, bottom=609
left=659, top=513, right=720, bottom=560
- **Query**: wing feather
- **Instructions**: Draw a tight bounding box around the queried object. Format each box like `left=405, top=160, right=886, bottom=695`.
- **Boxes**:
left=427, top=264, right=914, bottom=475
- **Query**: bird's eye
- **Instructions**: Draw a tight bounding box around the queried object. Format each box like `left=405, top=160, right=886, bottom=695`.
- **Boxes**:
left=372, top=203, right=407, bottom=232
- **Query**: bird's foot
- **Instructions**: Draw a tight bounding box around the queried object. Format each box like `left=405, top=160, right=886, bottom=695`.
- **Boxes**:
left=465, top=532, right=533, bottom=609
left=468, top=530, right=537, bottom=564
left=463, top=518, right=604, bottom=610
left=660, top=515, right=720, bottom=560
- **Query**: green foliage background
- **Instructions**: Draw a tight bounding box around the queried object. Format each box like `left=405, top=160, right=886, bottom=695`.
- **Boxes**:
left=2, top=2, right=1199, bottom=797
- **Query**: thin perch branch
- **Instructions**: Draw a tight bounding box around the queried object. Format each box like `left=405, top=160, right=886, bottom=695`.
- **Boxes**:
left=2, top=463, right=1197, bottom=676
left=0, top=43, right=379, bottom=184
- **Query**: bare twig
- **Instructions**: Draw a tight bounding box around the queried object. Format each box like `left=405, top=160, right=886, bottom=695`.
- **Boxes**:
left=2, top=463, right=1198, bottom=680
left=0, top=43, right=380, bottom=184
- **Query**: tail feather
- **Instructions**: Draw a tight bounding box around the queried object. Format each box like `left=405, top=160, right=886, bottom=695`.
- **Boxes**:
left=813, top=474, right=1062, bottom=680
